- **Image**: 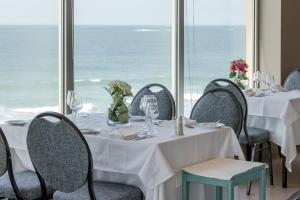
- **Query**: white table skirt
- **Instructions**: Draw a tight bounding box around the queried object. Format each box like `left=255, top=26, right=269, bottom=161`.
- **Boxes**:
left=246, top=90, right=300, bottom=171
left=2, top=114, right=245, bottom=200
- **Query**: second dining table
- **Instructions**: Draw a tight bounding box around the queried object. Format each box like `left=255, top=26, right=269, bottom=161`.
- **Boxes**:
left=1, top=113, right=244, bottom=200
left=246, top=90, right=300, bottom=187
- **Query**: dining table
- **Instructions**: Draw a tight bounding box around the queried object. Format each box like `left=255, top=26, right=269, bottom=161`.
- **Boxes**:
left=245, top=89, right=300, bottom=188
left=1, top=113, right=245, bottom=200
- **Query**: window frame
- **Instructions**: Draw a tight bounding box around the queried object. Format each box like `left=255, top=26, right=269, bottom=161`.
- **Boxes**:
left=59, top=0, right=257, bottom=116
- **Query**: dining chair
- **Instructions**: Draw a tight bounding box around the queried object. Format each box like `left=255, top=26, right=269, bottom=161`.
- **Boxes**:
left=131, top=83, right=176, bottom=120
left=0, top=126, right=54, bottom=200
left=283, top=69, right=300, bottom=91
left=287, top=190, right=300, bottom=200
left=27, top=112, right=142, bottom=200
left=204, top=79, right=273, bottom=194
left=186, top=88, right=266, bottom=200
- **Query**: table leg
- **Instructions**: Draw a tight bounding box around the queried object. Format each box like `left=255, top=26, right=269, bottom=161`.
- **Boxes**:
left=282, top=156, right=287, bottom=188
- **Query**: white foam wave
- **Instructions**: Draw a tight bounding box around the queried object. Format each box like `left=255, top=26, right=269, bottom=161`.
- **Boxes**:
left=90, top=79, right=102, bottom=83
left=75, top=79, right=102, bottom=83
left=135, top=29, right=161, bottom=32
left=0, top=103, right=94, bottom=122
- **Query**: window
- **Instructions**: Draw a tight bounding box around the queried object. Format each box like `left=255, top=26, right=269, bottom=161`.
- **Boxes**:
left=184, top=0, right=248, bottom=116
left=74, top=0, right=172, bottom=113
left=0, top=0, right=59, bottom=121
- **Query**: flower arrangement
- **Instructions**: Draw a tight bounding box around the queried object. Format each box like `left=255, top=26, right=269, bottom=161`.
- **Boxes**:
left=105, top=80, right=133, bottom=123
left=229, top=59, right=248, bottom=89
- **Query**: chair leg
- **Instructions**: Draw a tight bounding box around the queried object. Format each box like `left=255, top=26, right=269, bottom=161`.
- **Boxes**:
left=267, top=142, right=274, bottom=185
left=246, top=144, right=252, bottom=161
left=277, top=145, right=282, bottom=158
left=282, top=156, right=287, bottom=188
left=227, top=184, right=234, bottom=200
left=182, top=172, right=189, bottom=200
left=216, top=186, right=222, bottom=200
left=258, top=144, right=263, bottom=162
left=259, top=168, right=266, bottom=200
left=247, top=143, right=257, bottom=195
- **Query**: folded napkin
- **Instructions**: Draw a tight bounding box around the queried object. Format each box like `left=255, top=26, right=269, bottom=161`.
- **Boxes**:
left=271, top=84, right=284, bottom=92
left=104, top=127, right=142, bottom=140
left=184, top=117, right=197, bottom=128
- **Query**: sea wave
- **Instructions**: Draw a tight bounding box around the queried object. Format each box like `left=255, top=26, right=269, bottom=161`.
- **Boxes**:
left=75, top=79, right=102, bottom=83
left=135, top=29, right=161, bottom=32
left=0, top=103, right=94, bottom=122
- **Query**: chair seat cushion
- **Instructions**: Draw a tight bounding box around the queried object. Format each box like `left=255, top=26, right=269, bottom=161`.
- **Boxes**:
left=0, top=170, right=54, bottom=200
left=239, top=127, right=270, bottom=144
left=53, top=181, right=142, bottom=200
left=183, top=158, right=264, bottom=180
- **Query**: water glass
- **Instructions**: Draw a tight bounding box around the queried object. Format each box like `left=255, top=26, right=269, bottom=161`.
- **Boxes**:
left=69, top=92, right=83, bottom=120
left=67, top=90, right=74, bottom=107
left=145, top=102, right=159, bottom=134
left=253, top=71, right=261, bottom=89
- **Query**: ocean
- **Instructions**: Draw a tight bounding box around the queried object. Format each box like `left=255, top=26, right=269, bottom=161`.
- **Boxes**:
left=0, top=25, right=245, bottom=121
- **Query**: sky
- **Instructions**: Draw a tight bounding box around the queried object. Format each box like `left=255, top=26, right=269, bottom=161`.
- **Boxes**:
left=0, top=0, right=246, bottom=25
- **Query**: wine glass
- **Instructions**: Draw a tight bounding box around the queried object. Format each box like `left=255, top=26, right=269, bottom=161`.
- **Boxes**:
left=67, top=90, right=74, bottom=108
left=260, top=71, right=267, bottom=89
left=146, top=102, right=159, bottom=134
left=253, top=71, right=261, bottom=89
left=124, top=96, right=133, bottom=119
left=139, top=95, right=156, bottom=131
left=69, top=92, right=83, bottom=120
left=265, top=73, right=272, bottom=92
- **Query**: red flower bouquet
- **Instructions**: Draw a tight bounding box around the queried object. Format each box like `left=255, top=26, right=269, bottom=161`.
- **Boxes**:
left=229, top=59, right=248, bottom=88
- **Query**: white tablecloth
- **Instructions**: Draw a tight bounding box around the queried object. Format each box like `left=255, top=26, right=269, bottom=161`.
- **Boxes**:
left=246, top=90, right=300, bottom=171
left=1, top=114, right=244, bottom=200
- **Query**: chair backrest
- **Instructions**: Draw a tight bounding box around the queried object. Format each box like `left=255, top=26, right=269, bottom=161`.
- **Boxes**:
left=190, top=88, right=243, bottom=137
left=0, top=127, right=25, bottom=199
left=204, top=79, right=247, bottom=116
left=204, top=79, right=250, bottom=142
left=0, top=127, right=8, bottom=176
left=283, top=69, right=300, bottom=91
left=131, top=83, right=176, bottom=120
left=27, top=112, right=94, bottom=195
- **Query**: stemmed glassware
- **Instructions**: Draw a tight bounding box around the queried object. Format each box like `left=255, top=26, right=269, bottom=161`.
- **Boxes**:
left=253, top=71, right=261, bottom=89
left=124, top=96, right=133, bottom=120
left=145, top=100, right=159, bottom=134
left=68, top=91, right=83, bottom=120
left=265, top=73, right=272, bottom=92
left=139, top=95, right=158, bottom=133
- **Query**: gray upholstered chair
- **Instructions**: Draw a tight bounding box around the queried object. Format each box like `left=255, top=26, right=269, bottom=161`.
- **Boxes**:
left=284, top=69, right=300, bottom=91
left=131, top=83, right=175, bottom=120
left=190, top=88, right=243, bottom=138
left=204, top=79, right=273, bottom=194
left=288, top=190, right=300, bottom=200
left=0, top=127, right=54, bottom=200
left=27, top=112, right=142, bottom=200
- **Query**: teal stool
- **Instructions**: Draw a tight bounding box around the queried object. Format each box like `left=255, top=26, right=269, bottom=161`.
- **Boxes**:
left=182, top=158, right=266, bottom=200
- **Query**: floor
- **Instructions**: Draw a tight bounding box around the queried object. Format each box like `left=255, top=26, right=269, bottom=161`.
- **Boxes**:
left=237, top=150, right=300, bottom=200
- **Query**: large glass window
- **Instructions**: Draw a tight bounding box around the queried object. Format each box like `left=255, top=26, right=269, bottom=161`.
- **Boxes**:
left=184, top=0, right=248, bottom=116
left=0, top=0, right=59, bottom=121
left=74, top=0, right=172, bottom=113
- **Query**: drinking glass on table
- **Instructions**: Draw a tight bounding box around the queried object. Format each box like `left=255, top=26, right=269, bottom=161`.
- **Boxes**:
left=69, top=92, right=83, bottom=120
left=253, top=71, right=261, bottom=89
left=265, top=73, right=272, bottom=92
left=146, top=101, right=159, bottom=134
left=139, top=95, right=157, bottom=130
left=124, top=96, right=133, bottom=119
left=261, top=71, right=267, bottom=89
left=67, top=90, right=74, bottom=107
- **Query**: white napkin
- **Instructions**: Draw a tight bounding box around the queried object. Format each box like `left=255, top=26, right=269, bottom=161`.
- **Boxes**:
left=104, top=127, right=141, bottom=140
left=271, top=84, right=284, bottom=92
left=184, top=118, right=197, bottom=128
